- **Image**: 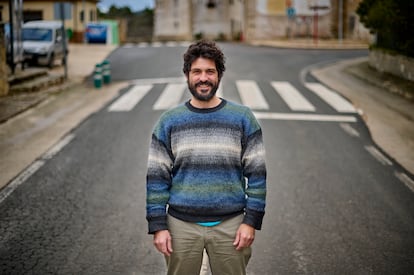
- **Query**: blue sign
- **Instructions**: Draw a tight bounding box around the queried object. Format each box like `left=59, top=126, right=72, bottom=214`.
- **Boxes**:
left=287, top=7, right=296, bottom=18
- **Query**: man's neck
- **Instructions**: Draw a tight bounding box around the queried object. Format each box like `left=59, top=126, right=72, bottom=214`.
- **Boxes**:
left=190, top=96, right=222, bottom=109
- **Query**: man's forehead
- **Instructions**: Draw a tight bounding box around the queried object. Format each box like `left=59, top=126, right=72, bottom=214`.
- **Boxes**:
left=191, top=57, right=216, bottom=68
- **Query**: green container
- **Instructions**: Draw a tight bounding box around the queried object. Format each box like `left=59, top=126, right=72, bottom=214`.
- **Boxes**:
left=102, top=60, right=111, bottom=84
left=94, top=63, right=102, bottom=88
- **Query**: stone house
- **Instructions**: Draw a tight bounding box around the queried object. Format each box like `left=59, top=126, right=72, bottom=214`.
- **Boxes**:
left=153, top=0, right=370, bottom=42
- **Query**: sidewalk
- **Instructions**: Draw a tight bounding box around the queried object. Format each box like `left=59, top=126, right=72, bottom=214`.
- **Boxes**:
left=0, top=44, right=127, bottom=191
left=311, top=57, right=414, bottom=175
left=250, top=38, right=369, bottom=50
left=0, top=40, right=413, bottom=193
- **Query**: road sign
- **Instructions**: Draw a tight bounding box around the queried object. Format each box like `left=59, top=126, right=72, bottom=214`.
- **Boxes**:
left=287, top=7, right=296, bottom=19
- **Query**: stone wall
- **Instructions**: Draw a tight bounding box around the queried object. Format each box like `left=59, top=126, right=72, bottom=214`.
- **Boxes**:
left=369, top=49, right=414, bottom=82
left=0, top=22, right=10, bottom=97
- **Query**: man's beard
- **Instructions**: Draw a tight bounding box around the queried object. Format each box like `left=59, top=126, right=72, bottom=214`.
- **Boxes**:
left=188, top=80, right=219, bottom=102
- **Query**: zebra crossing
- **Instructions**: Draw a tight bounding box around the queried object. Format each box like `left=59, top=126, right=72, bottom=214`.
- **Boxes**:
left=121, top=41, right=192, bottom=49
left=107, top=78, right=358, bottom=122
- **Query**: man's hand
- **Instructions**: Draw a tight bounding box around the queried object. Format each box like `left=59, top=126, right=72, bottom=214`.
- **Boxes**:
left=153, top=230, right=173, bottom=256
left=233, top=224, right=255, bottom=251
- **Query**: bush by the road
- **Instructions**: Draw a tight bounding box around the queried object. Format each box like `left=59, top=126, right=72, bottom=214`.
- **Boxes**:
left=357, top=0, right=414, bottom=57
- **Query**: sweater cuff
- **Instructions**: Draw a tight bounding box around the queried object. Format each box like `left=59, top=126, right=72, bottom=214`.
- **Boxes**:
left=147, top=215, right=168, bottom=234
left=243, top=209, right=265, bottom=230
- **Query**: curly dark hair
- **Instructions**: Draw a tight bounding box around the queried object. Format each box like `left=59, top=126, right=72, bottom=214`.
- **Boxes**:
left=183, top=40, right=226, bottom=79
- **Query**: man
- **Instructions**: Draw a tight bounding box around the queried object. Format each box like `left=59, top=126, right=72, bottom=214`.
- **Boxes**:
left=146, top=40, right=267, bottom=275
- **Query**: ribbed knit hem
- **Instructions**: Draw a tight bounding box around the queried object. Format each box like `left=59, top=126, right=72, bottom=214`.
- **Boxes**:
left=147, top=215, right=168, bottom=234
left=243, top=209, right=265, bottom=230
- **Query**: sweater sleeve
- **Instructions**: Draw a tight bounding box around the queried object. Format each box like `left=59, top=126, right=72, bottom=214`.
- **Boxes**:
left=241, top=110, right=267, bottom=230
left=146, top=124, right=174, bottom=234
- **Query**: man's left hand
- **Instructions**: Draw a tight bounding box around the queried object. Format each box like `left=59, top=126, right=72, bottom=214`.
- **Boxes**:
left=233, top=223, right=255, bottom=251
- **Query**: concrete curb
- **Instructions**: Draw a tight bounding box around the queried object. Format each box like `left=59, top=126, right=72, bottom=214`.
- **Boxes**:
left=310, top=58, right=414, bottom=175
left=249, top=39, right=369, bottom=50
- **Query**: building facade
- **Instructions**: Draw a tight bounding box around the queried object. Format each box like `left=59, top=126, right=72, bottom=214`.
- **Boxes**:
left=154, top=0, right=244, bottom=41
left=0, top=0, right=98, bottom=42
left=154, top=0, right=369, bottom=42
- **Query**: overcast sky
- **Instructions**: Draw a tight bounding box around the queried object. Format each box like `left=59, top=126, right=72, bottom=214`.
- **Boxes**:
left=98, top=0, right=154, bottom=12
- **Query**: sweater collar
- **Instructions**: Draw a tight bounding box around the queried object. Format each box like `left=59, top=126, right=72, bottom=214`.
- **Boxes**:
left=185, top=98, right=227, bottom=113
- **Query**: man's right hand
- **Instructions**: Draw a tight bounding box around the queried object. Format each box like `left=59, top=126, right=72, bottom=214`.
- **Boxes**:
left=153, top=230, right=173, bottom=256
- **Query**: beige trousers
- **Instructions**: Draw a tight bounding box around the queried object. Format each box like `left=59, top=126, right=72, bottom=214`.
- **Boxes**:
left=166, top=214, right=251, bottom=275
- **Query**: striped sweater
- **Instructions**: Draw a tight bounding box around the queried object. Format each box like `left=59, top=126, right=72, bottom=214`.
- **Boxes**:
left=146, top=99, right=266, bottom=234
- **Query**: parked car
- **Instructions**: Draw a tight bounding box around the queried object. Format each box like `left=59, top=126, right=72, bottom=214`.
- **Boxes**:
left=22, top=20, right=68, bottom=68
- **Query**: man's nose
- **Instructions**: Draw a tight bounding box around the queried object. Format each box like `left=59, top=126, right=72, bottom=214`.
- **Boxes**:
left=199, top=71, right=209, bottom=81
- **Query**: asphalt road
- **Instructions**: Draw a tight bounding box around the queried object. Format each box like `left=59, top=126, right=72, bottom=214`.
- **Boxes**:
left=1, top=43, right=413, bottom=274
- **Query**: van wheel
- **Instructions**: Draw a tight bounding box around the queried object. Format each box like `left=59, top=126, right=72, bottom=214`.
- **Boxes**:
left=47, top=54, right=54, bottom=68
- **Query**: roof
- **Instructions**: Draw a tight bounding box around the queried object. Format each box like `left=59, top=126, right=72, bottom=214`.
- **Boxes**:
left=23, top=20, right=63, bottom=28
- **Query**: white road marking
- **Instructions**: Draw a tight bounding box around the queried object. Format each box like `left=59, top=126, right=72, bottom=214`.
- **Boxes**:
left=0, top=160, right=45, bottom=204
left=340, top=123, right=360, bottom=137
left=137, top=42, right=149, bottom=48
left=253, top=112, right=357, bottom=122
left=365, top=145, right=393, bottom=166
left=165, top=41, right=178, bottom=47
left=236, top=80, right=269, bottom=110
left=153, top=83, right=187, bottom=110
left=152, top=42, right=163, bottom=47
left=305, top=83, right=357, bottom=113
left=271, top=81, right=316, bottom=111
left=42, top=134, right=75, bottom=160
left=180, top=41, right=192, bottom=47
left=395, top=172, right=414, bottom=193
left=122, top=43, right=134, bottom=48
left=108, top=84, right=153, bottom=112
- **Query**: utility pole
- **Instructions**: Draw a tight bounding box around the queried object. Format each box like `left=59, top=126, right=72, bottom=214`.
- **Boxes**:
left=82, top=0, right=86, bottom=43
left=338, top=0, right=343, bottom=43
left=60, top=3, right=68, bottom=80
left=8, top=0, right=15, bottom=74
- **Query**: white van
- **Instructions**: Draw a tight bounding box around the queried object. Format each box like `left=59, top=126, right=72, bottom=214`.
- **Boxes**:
left=22, top=20, right=68, bottom=68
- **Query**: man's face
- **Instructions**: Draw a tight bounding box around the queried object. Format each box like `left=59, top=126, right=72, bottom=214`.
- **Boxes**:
left=187, top=57, right=220, bottom=102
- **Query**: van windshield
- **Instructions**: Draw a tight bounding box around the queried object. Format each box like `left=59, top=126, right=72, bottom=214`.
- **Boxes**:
left=23, top=28, right=52, bottom=42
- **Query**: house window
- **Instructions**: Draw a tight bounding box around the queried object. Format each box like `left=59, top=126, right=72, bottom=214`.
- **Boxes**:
left=207, top=0, right=216, bottom=9
left=54, top=3, right=72, bottom=20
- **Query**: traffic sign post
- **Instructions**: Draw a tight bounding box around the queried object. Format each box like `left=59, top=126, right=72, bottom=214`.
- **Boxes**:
left=286, top=7, right=296, bottom=39
left=287, top=7, right=296, bottom=19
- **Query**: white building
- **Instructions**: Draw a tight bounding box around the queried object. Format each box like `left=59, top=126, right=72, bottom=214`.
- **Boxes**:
left=154, top=0, right=244, bottom=41
left=153, top=0, right=366, bottom=42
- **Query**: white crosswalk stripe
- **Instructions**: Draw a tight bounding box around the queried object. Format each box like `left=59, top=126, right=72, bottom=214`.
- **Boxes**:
left=108, top=84, right=153, bottom=112
left=236, top=80, right=269, bottom=110
left=107, top=79, right=358, bottom=120
left=153, top=83, right=187, bottom=110
left=305, top=83, right=357, bottom=113
left=271, top=81, right=315, bottom=111
left=121, top=41, right=192, bottom=49
left=137, top=42, right=149, bottom=48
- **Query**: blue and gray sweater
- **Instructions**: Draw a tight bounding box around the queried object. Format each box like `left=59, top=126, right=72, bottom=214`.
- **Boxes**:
left=146, top=99, right=266, bottom=234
